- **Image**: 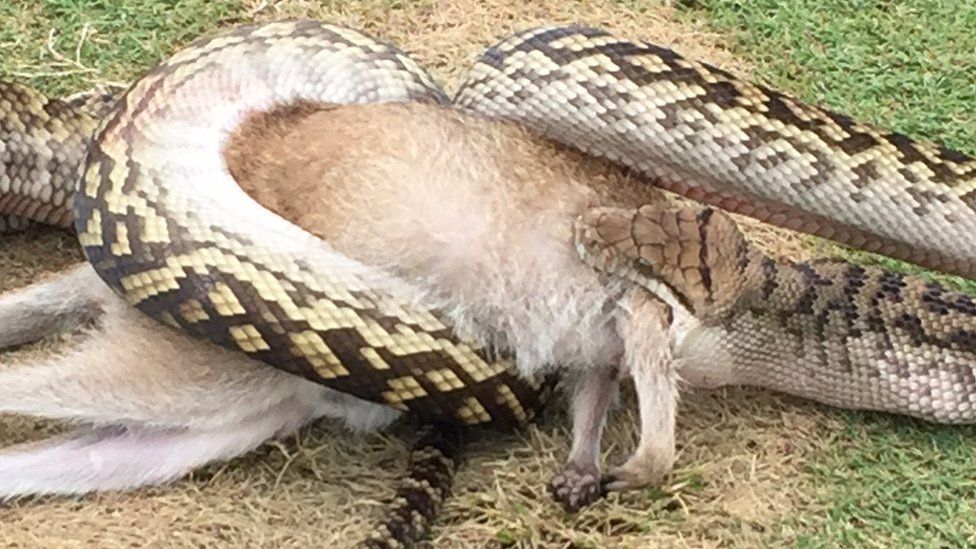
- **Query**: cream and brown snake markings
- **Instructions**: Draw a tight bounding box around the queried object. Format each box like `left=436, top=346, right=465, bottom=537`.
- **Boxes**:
left=1, top=18, right=974, bottom=547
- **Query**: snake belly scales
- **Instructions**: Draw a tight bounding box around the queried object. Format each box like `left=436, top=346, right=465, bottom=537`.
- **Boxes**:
left=1, top=18, right=974, bottom=545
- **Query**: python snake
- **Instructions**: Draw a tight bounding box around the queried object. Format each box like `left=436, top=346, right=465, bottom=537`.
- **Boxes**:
left=576, top=203, right=976, bottom=423
left=1, top=18, right=974, bottom=546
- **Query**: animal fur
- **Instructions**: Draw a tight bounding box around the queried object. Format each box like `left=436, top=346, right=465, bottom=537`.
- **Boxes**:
left=1, top=101, right=676, bottom=507
left=0, top=264, right=399, bottom=497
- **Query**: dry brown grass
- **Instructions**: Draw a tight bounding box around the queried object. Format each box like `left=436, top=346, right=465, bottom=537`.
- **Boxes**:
left=0, top=1, right=842, bottom=546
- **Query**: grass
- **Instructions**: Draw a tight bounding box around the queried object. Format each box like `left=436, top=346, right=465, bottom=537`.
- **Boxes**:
left=0, top=0, right=240, bottom=96
left=678, top=1, right=976, bottom=545
left=676, top=0, right=976, bottom=294
left=0, top=1, right=974, bottom=547
left=798, top=415, right=976, bottom=547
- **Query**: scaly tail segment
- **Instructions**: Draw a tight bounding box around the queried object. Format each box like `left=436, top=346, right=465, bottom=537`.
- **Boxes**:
left=576, top=203, right=976, bottom=423
left=0, top=214, right=31, bottom=234
left=361, top=422, right=463, bottom=548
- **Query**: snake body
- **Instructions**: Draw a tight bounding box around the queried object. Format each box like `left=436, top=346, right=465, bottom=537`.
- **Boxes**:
left=0, top=84, right=118, bottom=233
left=457, top=26, right=976, bottom=280
left=576, top=203, right=976, bottom=423
left=0, top=82, right=93, bottom=231
left=1, top=18, right=975, bottom=546
left=75, top=21, right=548, bottom=427
left=1, top=20, right=970, bottom=426
left=65, top=18, right=976, bottom=429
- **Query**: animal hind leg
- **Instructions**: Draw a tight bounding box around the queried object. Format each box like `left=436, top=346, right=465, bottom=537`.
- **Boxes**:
left=0, top=263, right=105, bottom=349
left=572, top=202, right=756, bottom=492
left=549, top=364, right=619, bottom=511
left=603, top=289, right=678, bottom=492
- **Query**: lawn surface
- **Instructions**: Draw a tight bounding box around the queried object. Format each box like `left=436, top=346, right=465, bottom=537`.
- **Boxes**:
left=681, top=1, right=976, bottom=545
left=681, top=0, right=976, bottom=294
left=0, top=1, right=973, bottom=547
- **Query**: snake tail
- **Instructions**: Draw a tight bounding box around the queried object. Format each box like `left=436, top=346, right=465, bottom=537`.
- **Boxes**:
left=361, top=422, right=463, bottom=548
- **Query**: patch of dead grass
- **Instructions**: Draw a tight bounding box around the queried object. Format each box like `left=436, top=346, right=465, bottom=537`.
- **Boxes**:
left=1, top=1, right=839, bottom=546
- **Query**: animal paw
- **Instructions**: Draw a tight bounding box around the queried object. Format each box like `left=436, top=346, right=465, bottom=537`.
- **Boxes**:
left=549, top=462, right=605, bottom=511
left=601, top=458, right=668, bottom=493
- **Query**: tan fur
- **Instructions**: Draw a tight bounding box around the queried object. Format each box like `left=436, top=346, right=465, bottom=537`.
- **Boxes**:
left=0, top=264, right=104, bottom=350
left=226, top=102, right=659, bottom=375
left=605, top=290, right=677, bottom=491
left=2, top=102, right=674, bottom=504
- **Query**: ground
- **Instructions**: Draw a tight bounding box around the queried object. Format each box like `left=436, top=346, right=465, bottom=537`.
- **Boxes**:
left=1, top=1, right=974, bottom=547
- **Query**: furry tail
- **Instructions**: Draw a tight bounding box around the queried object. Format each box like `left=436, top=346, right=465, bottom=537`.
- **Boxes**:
left=0, top=396, right=316, bottom=499
left=360, top=422, right=463, bottom=548
left=0, top=263, right=104, bottom=350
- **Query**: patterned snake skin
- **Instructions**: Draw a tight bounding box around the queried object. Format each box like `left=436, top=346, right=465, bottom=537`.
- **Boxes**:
left=0, top=18, right=974, bottom=546
left=456, top=27, right=976, bottom=280
left=0, top=82, right=95, bottom=231
left=575, top=204, right=976, bottom=423
left=0, top=86, right=116, bottom=233
left=75, top=21, right=549, bottom=428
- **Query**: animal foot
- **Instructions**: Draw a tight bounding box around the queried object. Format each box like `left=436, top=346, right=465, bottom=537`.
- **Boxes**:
left=549, top=462, right=605, bottom=511
left=601, top=454, right=670, bottom=493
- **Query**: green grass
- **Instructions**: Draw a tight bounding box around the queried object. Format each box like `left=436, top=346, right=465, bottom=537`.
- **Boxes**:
left=676, top=0, right=976, bottom=294
left=678, top=1, right=976, bottom=545
left=0, top=0, right=241, bottom=97
left=795, top=415, right=976, bottom=547
left=680, top=0, right=976, bottom=150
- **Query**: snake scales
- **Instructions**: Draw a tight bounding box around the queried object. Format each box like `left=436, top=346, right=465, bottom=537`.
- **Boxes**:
left=0, top=18, right=974, bottom=546
left=576, top=203, right=976, bottom=423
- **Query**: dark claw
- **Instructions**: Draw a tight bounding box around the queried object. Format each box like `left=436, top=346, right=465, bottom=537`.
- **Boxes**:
left=598, top=473, right=617, bottom=492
